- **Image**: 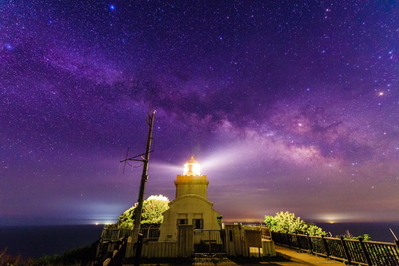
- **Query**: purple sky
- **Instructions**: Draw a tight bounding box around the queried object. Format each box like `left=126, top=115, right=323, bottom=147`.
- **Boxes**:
left=1, top=1, right=399, bottom=226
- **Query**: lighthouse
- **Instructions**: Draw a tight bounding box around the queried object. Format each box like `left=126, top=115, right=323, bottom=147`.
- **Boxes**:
left=158, top=156, right=221, bottom=242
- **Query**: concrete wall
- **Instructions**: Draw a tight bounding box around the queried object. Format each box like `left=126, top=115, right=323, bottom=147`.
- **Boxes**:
left=142, top=225, right=275, bottom=258
left=141, top=242, right=178, bottom=258
left=140, top=225, right=193, bottom=258
left=224, top=225, right=276, bottom=257
left=107, top=224, right=275, bottom=259
left=224, top=224, right=249, bottom=256
left=261, top=240, right=276, bottom=257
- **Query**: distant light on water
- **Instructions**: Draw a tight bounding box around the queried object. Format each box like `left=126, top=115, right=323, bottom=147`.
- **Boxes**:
left=311, top=213, right=362, bottom=223
left=92, top=221, right=112, bottom=225
left=90, top=219, right=117, bottom=225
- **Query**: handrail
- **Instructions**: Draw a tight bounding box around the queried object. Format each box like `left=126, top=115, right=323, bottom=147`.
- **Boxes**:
left=272, top=232, right=399, bottom=266
left=103, top=238, right=127, bottom=266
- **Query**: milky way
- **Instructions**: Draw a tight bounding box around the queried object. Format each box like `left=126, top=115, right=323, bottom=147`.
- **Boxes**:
left=1, top=1, right=399, bottom=225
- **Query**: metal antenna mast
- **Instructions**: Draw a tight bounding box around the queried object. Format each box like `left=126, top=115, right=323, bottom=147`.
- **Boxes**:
left=120, top=110, right=156, bottom=265
left=134, top=110, right=155, bottom=236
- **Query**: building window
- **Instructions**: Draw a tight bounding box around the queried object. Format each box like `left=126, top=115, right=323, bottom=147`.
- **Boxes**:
left=177, top=213, right=188, bottom=226
left=177, top=219, right=188, bottom=225
left=193, top=219, right=204, bottom=229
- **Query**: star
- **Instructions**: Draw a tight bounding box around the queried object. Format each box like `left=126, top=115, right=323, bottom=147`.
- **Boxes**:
left=1, top=0, right=399, bottom=227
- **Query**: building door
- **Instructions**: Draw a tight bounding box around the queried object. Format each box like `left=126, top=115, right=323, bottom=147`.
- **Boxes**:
left=193, top=229, right=225, bottom=255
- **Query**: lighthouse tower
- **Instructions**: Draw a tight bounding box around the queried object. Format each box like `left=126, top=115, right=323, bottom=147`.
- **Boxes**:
left=174, top=156, right=209, bottom=198
left=158, top=156, right=221, bottom=242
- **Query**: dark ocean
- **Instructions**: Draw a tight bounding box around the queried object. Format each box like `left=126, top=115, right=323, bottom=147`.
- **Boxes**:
left=315, top=222, right=399, bottom=242
left=1, top=222, right=398, bottom=259
left=0, top=225, right=103, bottom=259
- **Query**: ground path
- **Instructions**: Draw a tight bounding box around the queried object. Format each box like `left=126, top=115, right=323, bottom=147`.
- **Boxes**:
left=191, top=246, right=345, bottom=266
left=135, top=245, right=346, bottom=266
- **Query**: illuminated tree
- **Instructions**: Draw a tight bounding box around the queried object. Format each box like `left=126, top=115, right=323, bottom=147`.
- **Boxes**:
left=303, top=223, right=326, bottom=236
left=118, top=195, right=169, bottom=228
left=264, top=211, right=326, bottom=236
left=141, top=195, right=170, bottom=224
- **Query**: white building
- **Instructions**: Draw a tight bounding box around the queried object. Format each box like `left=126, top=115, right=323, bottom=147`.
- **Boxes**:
left=158, top=156, right=221, bottom=242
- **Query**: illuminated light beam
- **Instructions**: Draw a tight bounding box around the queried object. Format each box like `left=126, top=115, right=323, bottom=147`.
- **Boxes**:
left=150, top=162, right=182, bottom=174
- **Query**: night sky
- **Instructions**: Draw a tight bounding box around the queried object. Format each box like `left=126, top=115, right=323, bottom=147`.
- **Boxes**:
left=1, top=1, right=399, bottom=226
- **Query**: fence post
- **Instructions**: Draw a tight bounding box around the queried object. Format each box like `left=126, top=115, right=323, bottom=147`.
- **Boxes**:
left=291, top=233, right=296, bottom=248
left=321, top=236, right=330, bottom=257
left=273, top=232, right=278, bottom=244
left=307, top=235, right=313, bottom=254
left=208, top=230, right=212, bottom=254
left=296, top=233, right=301, bottom=250
left=358, top=238, right=372, bottom=266
left=340, top=236, right=351, bottom=264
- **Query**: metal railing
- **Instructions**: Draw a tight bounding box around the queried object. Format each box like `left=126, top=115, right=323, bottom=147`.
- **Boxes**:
left=140, top=224, right=161, bottom=241
left=272, top=232, right=399, bottom=266
left=107, top=238, right=127, bottom=266
left=100, top=224, right=160, bottom=242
